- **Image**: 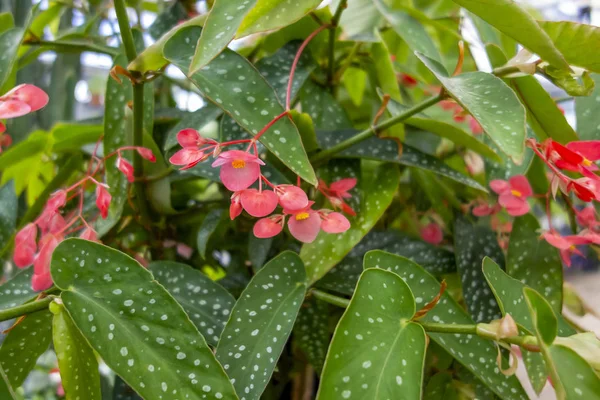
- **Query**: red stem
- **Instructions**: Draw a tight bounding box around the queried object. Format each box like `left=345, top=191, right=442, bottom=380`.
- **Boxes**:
left=254, top=111, right=290, bottom=141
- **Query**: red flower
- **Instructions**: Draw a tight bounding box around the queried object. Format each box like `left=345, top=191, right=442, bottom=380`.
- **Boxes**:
left=400, top=73, right=418, bottom=88
left=318, top=178, right=357, bottom=216
left=14, top=223, right=37, bottom=268
left=116, top=157, right=135, bottom=182
left=420, top=223, right=443, bottom=245
left=490, top=175, right=532, bottom=216
left=541, top=231, right=590, bottom=267
left=229, top=191, right=243, bottom=220
left=95, top=184, right=112, bottom=219
left=32, top=234, right=60, bottom=291
left=468, top=116, right=483, bottom=135
left=576, top=206, right=600, bottom=229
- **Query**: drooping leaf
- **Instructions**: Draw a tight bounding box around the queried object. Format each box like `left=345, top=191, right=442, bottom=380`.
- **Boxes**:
left=451, top=0, right=569, bottom=70
left=372, top=39, right=402, bottom=102
left=0, top=27, right=24, bottom=89
left=0, top=269, right=35, bottom=311
left=315, top=129, right=486, bottom=191
left=453, top=217, right=503, bottom=322
left=364, top=251, right=528, bottom=399
left=197, top=209, right=225, bottom=259
left=247, top=235, right=273, bottom=271
left=317, top=268, right=426, bottom=400
left=300, top=81, right=352, bottom=130
left=0, top=181, right=17, bottom=247
left=416, top=53, right=527, bottom=163
left=294, top=297, right=330, bottom=374
left=165, top=26, right=317, bottom=185
left=575, top=73, right=600, bottom=140
left=507, top=214, right=563, bottom=312
left=164, top=105, right=222, bottom=151
left=149, top=261, right=235, bottom=347
left=539, top=20, right=600, bottom=73
left=0, top=310, right=53, bottom=390
left=336, top=0, right=381, bottom=42
left=51, top=239, right=238, bottom=400
left=237, top=0, right=323, bottom=38
left=215, top=251, right=307, bottom=400
left=51, top=301, right=101, bottom=400
left=301, top=163, right=400, bottom=284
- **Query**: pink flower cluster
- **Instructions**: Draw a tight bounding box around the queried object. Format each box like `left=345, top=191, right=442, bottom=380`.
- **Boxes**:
left=169, top=128, right=352, bottom=243
left=470, top=175, right=533, bottom=218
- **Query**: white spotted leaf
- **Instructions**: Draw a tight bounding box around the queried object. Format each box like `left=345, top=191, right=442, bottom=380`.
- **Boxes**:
left=197, top=209, right=226, bottom=259
left=149, top=261, right=235, bottom=347
left=51, top=301, right=102, bottom=400
left=293, top=297, right=330, bottom=373
left=0, top=181, right=17, bottom=246
left=300, top=163, right=400, bottom=285
left=317, top=268, right=426, bottom=400
left=416, top=52, right=527, bottom=164
left=575, top=73, right=600, bottom=140
left=164, top=26, right=317, bottom=185
left=547, top=344, right=600, bottom=400
left=0, top=310, right=53, bottom=390
left=215, top=251, right=307, bottom=400
left=0, top=27, right=25, bottom=89
left=364, top=251, right=528, bottom=399
left=148, top=2, right=188, bottom=40
left=315, top=129, right=486, bottom=191
left=0, top=363, right=16, bottom=400
left=299, top=81, right=352, bottom=130
left=0, top=268, right=36, bottom=311
left=50, top=239, right=238, bottom=400
left=236, top=0, right=323, bottom=38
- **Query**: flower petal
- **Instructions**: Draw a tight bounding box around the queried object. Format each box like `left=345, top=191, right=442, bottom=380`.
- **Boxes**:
left=4, top=84, right=49, bottom=112
left=220, top=161, right=260, bottom=191
left=490, top=179, right=510, bottom=194
left=420, top=223, right=443, bottom=244
left=169, top=148, right=204, bottom=167
left=329, top=178, right=357, bottom=193
left=241, top=189, right=278, bottom=217
left=509, top=175, right=533, bottom=197
left=566, top=140, right=600, bottom=161
left=321, top=212, right=350, bottom=234
left=177, top=128, right=202, bottom=147
left=277, top=185, right=309, bottom=211
left=288, top=212, right=321, bottom=243
left=253, top=217, right=283, bottom=238
left=0, top=99, right=31, bottom=119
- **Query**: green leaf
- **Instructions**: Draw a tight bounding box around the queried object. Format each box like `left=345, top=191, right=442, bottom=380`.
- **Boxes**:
left=315, top=129, right=486, bottom=191
left=248, top=235, right=273, bottom=271
left=301, top=163, right=400, bottom=284
left=0, top=181, right=17, bottom=246
left=507, top=214, right=563, bottom=312
left=51, top=239, right=238, bottom=400
left=373, top=0, right=441, bottom=62
left=364, top=251, right=528, bottom=399
left=0, top=132, right=50, bottom=171
left=51, top=122, right=104, bottom=152
left=547, top=344, right=600, bottom=400
left=148, top=2, right=188, bottom=40
left=290, top=111, right=319, bottom=153
left=300, top=81, right=352, bottom=130
left=416, top=53, right=527, bottom=163
left=0, top=364, right=17, bottom=400
left=387, top=99, right=501, bottom=162
left=149, top=261, right=235, bottom=346
left=0, top=269, right=35, bottom=311
left=0, top=310, right=53, bottom=389
left=539, top=20, right=600, bottom=73
left=215, top=251, right=307, bottom=400
left=165, top=26, right=317, bottom=185
left=294, top=298, right=330, bottom=373
left=541, top=65, right=595, bottom=97
left=523, top=287, right=557, bottom=345
left=372, top=40, right=402, bottom=102
left=237, top=0, right=323, bottom=37
left=424, top=372, right=459, bottom=400
left=483, top=130, right=534, bottom=181
left=0, top=27, right=24, bottom=89
left=317, top=268, right=426, bottom=400
left=451, top=0, right=569, bottom=70
left=336, top=0, right=381, bottom=42
left=197, top=209, right=225, bottom=259
left=164, top=106, right=222, bottom=151
left=113, top=376, right=143, bottom=400
left=453, top=218, right=504, bottom=322
left=51, top=302, right=101, bottom=400
left=575, top=73, right=600, bottom=140
left=342, top=67, right=368, bottom=106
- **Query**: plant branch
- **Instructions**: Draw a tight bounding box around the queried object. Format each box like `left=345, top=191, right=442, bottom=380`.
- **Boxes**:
left=309, top=94, right=444, bottom=165
left=310, top=289, right=350, bottom=308
left=22, top=39, right=119, bottom=56
left=0, top=296, right=56, bottom=323
left=327, top=0, right=348, bottom=90
left=113, top=0, right=138, bottom=62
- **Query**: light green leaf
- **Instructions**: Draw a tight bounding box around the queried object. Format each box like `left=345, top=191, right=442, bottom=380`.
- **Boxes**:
left=197, top=209, right=225, bottom=259
left=0, top=310, right=53, bottom=389
left=372, top=39, right=402, bottom=102
left=237, top=0, right=323, bottom=38
left=342, top=67, right=367, bottom=106
left=0, top=132, right=51, bottom=171
left=507, top=214, right=563, bottom=312
left=51, top=239, right=238, bottom=400
left=337, top=0, right=381, bottom=42
left=164, top=26, right=317, bottom=185
left=548, top=344, right=600, bottom=400
left=451, top=0, right=569, bottom=70
left=416, top=52, right=527, bottom=163
left=0, top=27, right=24, bottom=89
left=149, top=261, right=235, bottom=346
left=539, top=20, right=600, bottom=73
left=0, top=269, right=35, bottom=311
left=374, top=0, right=441, bottom=62
left=0, top=181, right=17, bottom=246
left=364, top=251, right=528, bottom=399
left=216, top=251, right=307, bottom=400
left=453, top=217, right=504, bottom=322
left=164, top=105, right=222, bottom=151
left=524, top=287, right=557, bottom=345
left=541, top=65, right=595, bottom=97
left=315, top=129, right=486, bottom=190
left=301, top=163, right=400, bottom=284
left=294, top=298, right=330, bottom=373
left=51, top=123, right=104, bottom=152
left=575, top=73, right=600, bottom=140
left=299, top=81, right=352, bottom=130
left=317, top=268, right=426, bottom=400
left=51, top=302, right=101, bottom=400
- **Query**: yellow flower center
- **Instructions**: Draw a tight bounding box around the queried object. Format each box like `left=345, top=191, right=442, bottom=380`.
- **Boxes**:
left=232, top=159, right=246, bottom=169
left=295, top=212, right=310, bottom=221
left=583, top=158, right=593, bottom=167
left=510, top=190, right=522, bottom=197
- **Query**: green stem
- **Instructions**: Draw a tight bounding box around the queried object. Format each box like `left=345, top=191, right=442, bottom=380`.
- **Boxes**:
left=310, top=94, right=443, bottom=165
left=310, top=289, right=350, bottom=308
left=0, top=296, right=56, bottom=323
left=327, top=0, right=348, bottom=90
left=419, top=322, right=478, bottom=334
left=113, top=0, right=138, bottom=62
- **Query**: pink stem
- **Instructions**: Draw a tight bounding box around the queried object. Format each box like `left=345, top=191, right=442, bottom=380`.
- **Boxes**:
left=253, top=111, right=290, bottom=141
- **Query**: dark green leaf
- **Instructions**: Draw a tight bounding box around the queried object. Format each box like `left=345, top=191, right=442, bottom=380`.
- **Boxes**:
left=424, top=372, right=459, bottom=400
left=300, top=81, right=352, bottom=130
left=149, top=2, right=188, bottom=40
left=337, top=0, right=381, bottom=42
left=248, top=235, right=273, bottom=271
left=0, top=269, right=35, bottom=311
left=294, top=298, right=329, bottom=373
left=575, top=73, right=600, bottom=140
left=364, top=251, right=528, bottom=399
left=215, top=251, right=307, bottom=400
left=113, top=375, right=142, bottom=400
left=164, top=106, right=222, bottom=151
left=51, top=301, right=101, bottom=400
left=197, top=209, right=225, bottom=259
left=0, top=28, right=24, bottom=89
left=51, top=239, right=238, bottom=400
left=539, top=20, right=600, bottom=73
left=165, top=26, right=317, bottom=185
left=149, top=261, right=235, bottom=346
left=0, top=364, right=16, bottom=400
left=0, top=181, right=16, bottom=246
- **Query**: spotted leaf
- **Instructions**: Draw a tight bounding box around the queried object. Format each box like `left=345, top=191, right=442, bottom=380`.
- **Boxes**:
left=149, top=2, right=188, bottom=40
left=294, top=297, right=330, bottom=374
left=215, top=251, right=307, bottom=400
left=315, top=129, right=486, bottom=191
left=0, top=27, right=24, bottom=89
left=197, top=209, right=226, bottom=259
left=0, top=363, right=16, bottom=400
left=317, top=268, right=426, bottom=400
left=300, top=163, right=400, bottom=284
left=299, top=81, right=352, bottom=130
left=416, top=53, right=527, bottom=164
left=453, top=218, right=504, bottom=322
left=0, top=268, right=35, bottom=311
left=236, top=0, right=323, bottom=38
left=50, top=239, right=238, bottom=400
left=575, top=73, right=600, bottom=140
left=364, top=251, right=528, bottom=399
left=164, top=105, right=222, bottom=151
left=149, top=261, right=235, bottom=347
left=0, top=181, right=16, bottom=246
left=164, top=26, right=317, bottom=185
left=0, top=310, right=53, bottom=390
left=51, top=301, right=101, bottom=400
left=547, top=344, right=600, bottom=400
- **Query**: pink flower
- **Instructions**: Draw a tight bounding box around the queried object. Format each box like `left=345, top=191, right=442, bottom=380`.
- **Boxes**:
left=177, top=128, right=212, bottom=147
left=274, top=185, right=308, bottom=211
left=0, top=99, right=31, bottom=118
left=0, top=133, right=12, bottom=153
left=116, top=157, right=134, bottom=182
left=541, top=231, right=590, bottom=267
left=469, top=116, right=483, bottom=135
left=472, top=202, right=501, bottom=217
left=490, top=175, right=532, bottom=216
left=320, top=212, right=350, bottom=234
left=79, top=227, right=99, bottom=242
left=253, top=215, right=284, bottom=239
left=136, top=147, right=156, bottom=162
left=32, top=234, right=60, bottom=291
left=318, top=178, right=357, bottom=216
left=576, top=206, right=600, bottom=229
left=14, top=223, right=37, bottom=267
left=36, top=190, right=67, bottom=233
left=176, top=243, right=193, bottom=259
left=420, top=223, right=443, bottom=244
left=95, top=185, right=111, bottom=219
left=169, top=129, right=214, bottom=169
left=286, top=206, right=322, bottom=243
left=1, top=84, right=49, bottom=113
left=240, top=189, right=278, bottom=217
left=230, top=191, right=243, bottom=220
left=211, top=150, right=264, bottom=191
